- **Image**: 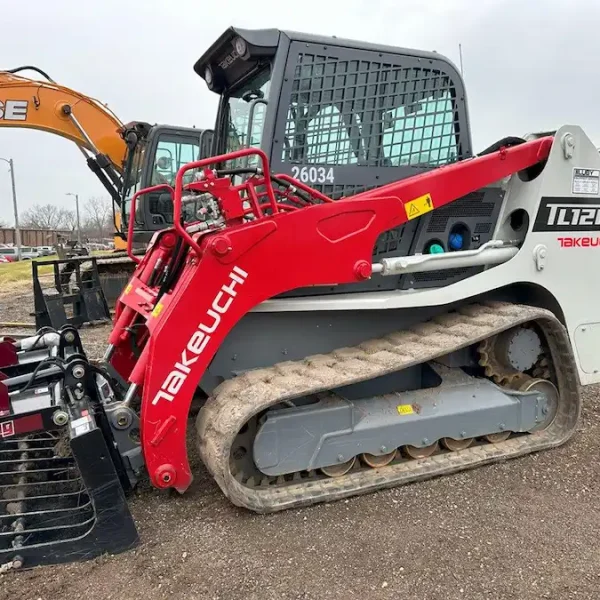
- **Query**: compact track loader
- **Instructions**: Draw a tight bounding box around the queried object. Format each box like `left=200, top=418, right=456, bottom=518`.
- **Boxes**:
left=2, top=28, right=600, bottom=570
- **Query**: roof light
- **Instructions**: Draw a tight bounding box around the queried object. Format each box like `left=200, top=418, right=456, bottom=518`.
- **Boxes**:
left=233, top=36, right=248, bottom=58
left=204, top=66, right=214, bottom=89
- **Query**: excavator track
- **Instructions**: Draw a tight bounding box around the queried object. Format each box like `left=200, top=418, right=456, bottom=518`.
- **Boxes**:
left=196, top=301, right=580, bottom=513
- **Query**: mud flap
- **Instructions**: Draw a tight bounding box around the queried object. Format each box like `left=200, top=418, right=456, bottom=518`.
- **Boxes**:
left=32, top=258, right=111, bottom=330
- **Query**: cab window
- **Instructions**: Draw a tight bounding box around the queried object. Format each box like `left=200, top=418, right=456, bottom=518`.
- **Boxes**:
left=151, top=137, right=202, bottom=187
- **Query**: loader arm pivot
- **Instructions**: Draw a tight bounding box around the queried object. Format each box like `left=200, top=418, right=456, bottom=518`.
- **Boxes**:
left=108, top=137, right=553, bottom=493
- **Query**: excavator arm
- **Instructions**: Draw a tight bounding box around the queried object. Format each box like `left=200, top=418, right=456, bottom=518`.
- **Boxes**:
left=0, top=67, right=150, bottom=209
left=0, top=66, right=213, bottom=248
left=0, top=67, right=126, bottom=167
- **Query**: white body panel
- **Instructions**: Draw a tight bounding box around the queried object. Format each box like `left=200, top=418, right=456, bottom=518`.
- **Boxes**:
left=252, top=126, right=600, bottom=386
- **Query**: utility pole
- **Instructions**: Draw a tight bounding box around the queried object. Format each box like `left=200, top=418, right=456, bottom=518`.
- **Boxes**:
left=66, top=192, right=82, bottom=244
left=0, top=157, right=22, bottom=260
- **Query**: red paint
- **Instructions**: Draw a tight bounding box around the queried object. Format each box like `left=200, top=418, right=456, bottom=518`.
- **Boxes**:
left=6, top=413, right=44, bottom=435
left=558, top=236, right=600, bottom=247
left=108, top=137, right=555, bottom=492
left=0, top=382, right=8, bottom=417
left=0, top=341, right=18, bottom=370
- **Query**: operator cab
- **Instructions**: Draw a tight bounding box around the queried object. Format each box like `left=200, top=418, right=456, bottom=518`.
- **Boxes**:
left=195, top=28, right=472, bottom=190
left=193, top=28, right=504, bottom=295
left=122, top=124, right=213, bottom=244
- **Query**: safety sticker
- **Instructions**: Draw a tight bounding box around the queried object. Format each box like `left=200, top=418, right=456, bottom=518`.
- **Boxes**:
left=396, top=404, right=414, bottom=415
left=71, top=415, right=93, bottom=437
left=572, top=168, right=600, bottom=195
left=0, top=421, right=14, bottom=438
left=151, top=303, right=164, bottom=318
left=124, top=283, right=133, bottom=295
left=404, top=193, right=433, bottom=220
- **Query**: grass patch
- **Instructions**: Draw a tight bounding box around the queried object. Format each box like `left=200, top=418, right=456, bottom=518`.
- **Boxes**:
left=0, top=250, right=116, bottom=283
left=0, top=257, right=56, bottom=283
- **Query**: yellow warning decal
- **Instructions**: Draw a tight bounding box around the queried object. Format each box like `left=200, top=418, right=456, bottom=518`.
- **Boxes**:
left=151, top=303, right=164, bottom=318
left=397, top=404, right=414, bottom=415
left=124, top=283, right=133, bottom=295
left=404, top=193, right=434, bottom=220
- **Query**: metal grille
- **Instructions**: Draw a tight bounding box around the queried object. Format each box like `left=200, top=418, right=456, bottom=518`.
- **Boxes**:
left=413, top=268, right=470, bottom=282
left=375, top=226, right=411, bottom=256
left=322, top=183, right=369, bottom=200
left=282, top=52, right=464, bottom=169
left=0, top=431, right=95, bottom=560
left=426, top=193, right=493, bottom=233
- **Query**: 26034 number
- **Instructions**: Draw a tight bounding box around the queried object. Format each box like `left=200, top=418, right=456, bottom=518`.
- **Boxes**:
left=291, top=165, right=335, bottom=184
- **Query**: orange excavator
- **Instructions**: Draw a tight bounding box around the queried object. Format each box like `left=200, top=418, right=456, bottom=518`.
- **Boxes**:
left=0, top=66, right=212, bottom=291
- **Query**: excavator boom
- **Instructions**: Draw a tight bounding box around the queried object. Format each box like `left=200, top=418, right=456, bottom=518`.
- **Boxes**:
left=0, top=68, right=127, bottom=170
left=0, top=66, right=213, bottom=311
left=0, top=66, right=212, bottom=230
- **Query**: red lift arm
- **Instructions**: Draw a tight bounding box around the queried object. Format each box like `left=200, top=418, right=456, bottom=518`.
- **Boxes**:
left=107, top=137, right=554, bottom=493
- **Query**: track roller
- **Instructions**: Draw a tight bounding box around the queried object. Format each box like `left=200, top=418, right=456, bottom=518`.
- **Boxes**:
left=360, top=450, right=397, bottom=468
left=403, top=442, right=439, bottom=459
left=484, top=431, right=512, bottom=443
left=320, top=457, right=356, bottom=477
left=441, top=437, right=474, bottom=451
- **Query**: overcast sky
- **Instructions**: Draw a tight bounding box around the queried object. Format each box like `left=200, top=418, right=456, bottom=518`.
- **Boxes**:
left=0, top=0, right=598, bottom=224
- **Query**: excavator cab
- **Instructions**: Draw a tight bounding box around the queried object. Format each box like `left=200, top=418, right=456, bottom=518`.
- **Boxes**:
left=121, top=124, right=213, bottom=244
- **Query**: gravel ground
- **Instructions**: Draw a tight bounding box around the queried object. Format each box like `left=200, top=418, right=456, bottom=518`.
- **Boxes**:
left=1, top=281, right=599, bottom=600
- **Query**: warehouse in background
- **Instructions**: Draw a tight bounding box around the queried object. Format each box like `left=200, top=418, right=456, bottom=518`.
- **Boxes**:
left=0, top=227, right=71, bottom=248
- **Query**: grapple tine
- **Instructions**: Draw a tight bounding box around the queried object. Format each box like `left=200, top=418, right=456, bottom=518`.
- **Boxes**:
left=0, top=327, right=140, bottom=570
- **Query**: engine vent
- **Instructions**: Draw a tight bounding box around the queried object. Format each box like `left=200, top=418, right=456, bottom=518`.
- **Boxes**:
left=400, top=186, right=505, bottom=290
left=426, top=192, right=493, bottom=233
left=412, top=268, right=471, bottom=282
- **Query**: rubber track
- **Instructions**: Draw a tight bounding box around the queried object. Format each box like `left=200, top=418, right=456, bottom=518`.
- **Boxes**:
left=196, top=302, right=581, bottom=513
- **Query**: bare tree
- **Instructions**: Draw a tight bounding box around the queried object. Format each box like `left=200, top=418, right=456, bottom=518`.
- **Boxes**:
left=62, top=209, right=78, bottom=232
left=83, top=196, right=112, bottom=241
left=20, top=204, right=75, bottom=230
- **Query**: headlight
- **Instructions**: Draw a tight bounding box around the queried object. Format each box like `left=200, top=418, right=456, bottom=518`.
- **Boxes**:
left=233, top=36, right=248, bottom=58
left=204, top=66, right=214, bottom=88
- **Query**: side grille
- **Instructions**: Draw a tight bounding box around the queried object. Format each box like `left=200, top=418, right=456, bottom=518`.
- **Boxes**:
left=374, top=225, right=411, bottom=257
left=426, top=192, right=493, bottom=233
